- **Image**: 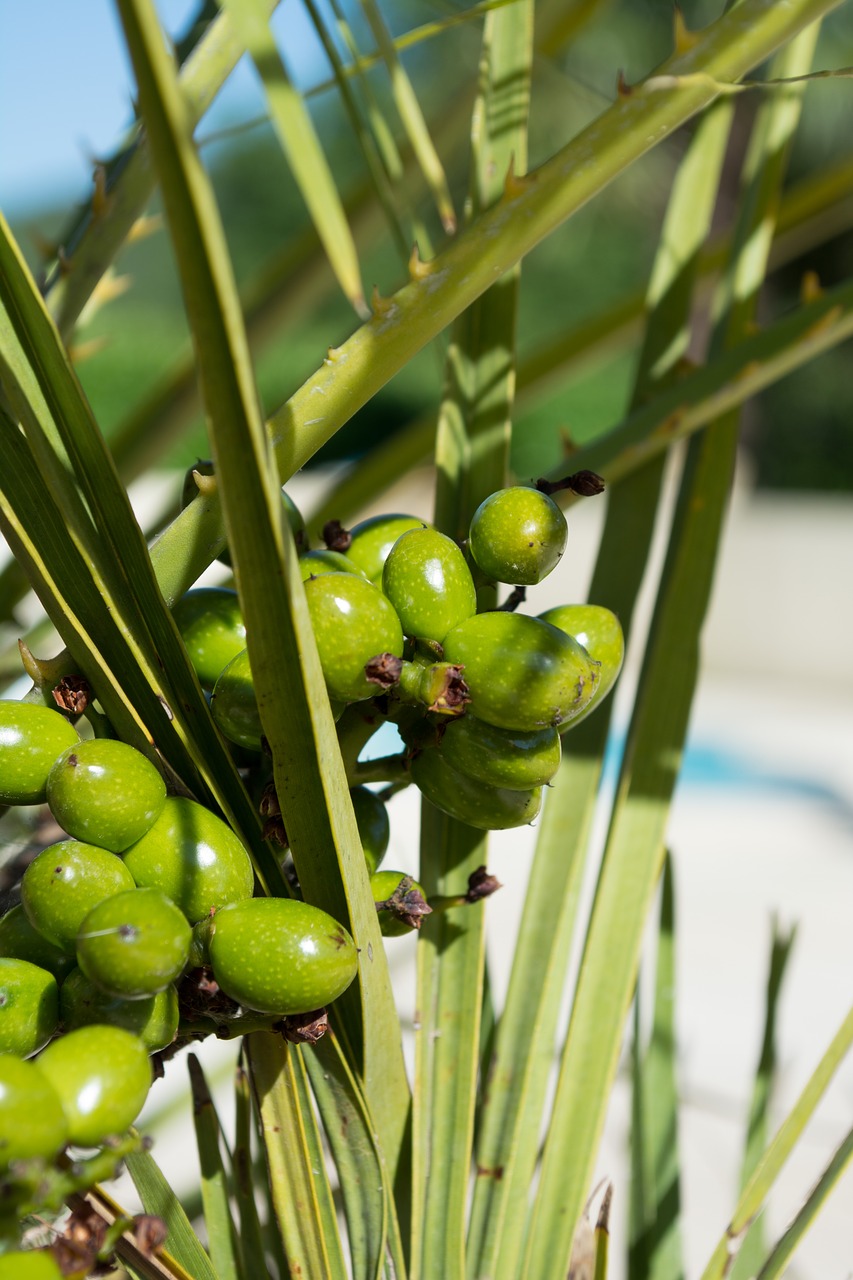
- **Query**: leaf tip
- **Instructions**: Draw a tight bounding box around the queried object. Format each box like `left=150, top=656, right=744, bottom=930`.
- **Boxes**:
left=673, top=6, right=700, bottom=55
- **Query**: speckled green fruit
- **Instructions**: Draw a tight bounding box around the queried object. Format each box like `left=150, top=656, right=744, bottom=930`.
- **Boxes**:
left=0, top=1055, right=67, bottom=1165
left=539, top=604, right=624, bottom=728
left=209, top=898, right=358, bottom=1015
left=60, top=968, right=178, bottom=1052
left=0, top=905, right=76, bottom=982
left=382, top=528, right=476, bottom=642
left=438, top=715, right=561, bottom=790
left=210, top=649, right=262, bottom=751
left=0, top=701, right=79, bottom=806
left=0, top=1251, right=63, bottom=1279
left=443, top=613, right=599, bottom=732
left=76, top=888, right=191, bottom=999
left=22, top=841, right=135, bottom=952
left=123, top=796, right=254, bottom=924
left=468, top=487, right=567, bottom=585
left=173, top=587, right=246, bottom=689
left=0, top=959, right=58, bottom=1057
left=350, top=786, right=390, bottom=874
left=345, top=514, right=427, bottom=582
left=305, top=574, right=404, bottom=703
left=299, top=549, right=368, bottom=581
left=46, top=740, right=166, bottom=854
left=411, top=749, right=542, bottom=830
left=370, top=870, right=429, bottom=937
left=36, top=1025, right=151, bottom=1146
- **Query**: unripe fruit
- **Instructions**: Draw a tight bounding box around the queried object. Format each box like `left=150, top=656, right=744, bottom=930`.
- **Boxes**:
left=0, top=1055, right=68, bottom=1165
left=76, top=888, right=191, bottom=999
left=0, top=958, right=58, bottom=1057
left=0, top=904, right=76, bottom=982
left=210, top=649, right=262, bottom=751
left=0, top=1251, right=63, bottom=1279
left=305, top=574, right=404, bottom=703
left=468, top=487, right=567, bottom=585
left=60, top=968, right=179, bottom=1052
left=173, top=587, right=246, bottom=690
left=370, top=870, right=430, bottom=937
left=538, top=604, right=624, bottom=728
left=350, top=786, right=390, bottom=874
left=345, top=514, right=427, bottom=582
left=46, top=740, right=166, bottom=854
left=299, top=550, right=368, bottom=581
left=442, top=613, right=599, bottom=731
left=438, top=716, right=561, bottom=790
left=0, top=701, right=79, bottom=805
left=123, top=796, right=254, bottom=924
left=382, top=528, right=477, bottom=642
left=36, top=1025, right=151, bottom=1145
left=209, top=898, right=358, bottom=1014
left=411, top=749, right=542, bottom=830
left=22, top=841, right=135, bottom=952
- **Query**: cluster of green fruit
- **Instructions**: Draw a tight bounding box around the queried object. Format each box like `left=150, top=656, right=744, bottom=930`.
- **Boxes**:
left=0, top=700, right=359, bottom=1180
left=182, top=477, right=624, bottom=838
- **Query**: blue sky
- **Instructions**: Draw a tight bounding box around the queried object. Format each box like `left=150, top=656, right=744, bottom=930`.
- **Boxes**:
left=0, top=1, right=325, bottom=216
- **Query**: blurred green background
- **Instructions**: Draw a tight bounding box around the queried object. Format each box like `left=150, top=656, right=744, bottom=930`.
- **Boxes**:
left=8, top=0, right=853, bottom=493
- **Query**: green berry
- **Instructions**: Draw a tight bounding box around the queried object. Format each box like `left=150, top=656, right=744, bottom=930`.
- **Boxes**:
left=0, top=701, right=79, bottom=806
left=210, top=649, right=263, bottom=751
left=442, top=612, right=599, bottom=731
left=35, top=1025, right=151, bottom=1146
left=370, top=870, right=430, bottom=937
left=60, top=968, right=179, bottom=1052
left=173, top=587, right=246, bottom=690
left=438, top=715, right=561, bottom=790
left=382, top=528, right=477, bottom=642
left=0, top=904, right=76, bottom=982
left=345, top=514, right=427, bottom=582
left=299, top=550, right=368, bottom=581
left=123, top=795, right=254, bottom=924
left=22, top=841, right=135, bottom=953
left=0, top=1055, right=68, bottom=1166
left=411, top=748, right=542, bottom=830
left=0, top=1252, right=63, bottom=1279
left=209, top=898, right=358, bottom=1015
left=0, top=958, right=58, bottom=1057
left=305, top=574, right=404, bottom=703
left=46, top=739, right=166, bottom=854
left=76, top=887, right=191, bottom=999
left=538, top=604, right=624, bottom=727
left=468, top=487, right=567, bottom=585
left=350, top=786, right=390, bottom=874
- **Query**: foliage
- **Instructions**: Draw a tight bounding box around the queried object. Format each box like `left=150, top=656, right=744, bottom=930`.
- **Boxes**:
left=1, top=1, right=852, bottom=1277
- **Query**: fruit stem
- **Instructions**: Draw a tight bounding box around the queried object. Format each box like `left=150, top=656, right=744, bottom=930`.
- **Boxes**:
left=350, top=753, right=410, bottom=786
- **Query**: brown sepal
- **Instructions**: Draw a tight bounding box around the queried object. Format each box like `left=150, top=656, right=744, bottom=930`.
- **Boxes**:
left=52, top=674, right=91, bottom=715
left=365, top=652, right=403, bottom=690
left=466, top=866, right=502, bottom=902
left=277, top=1008, right=328, bottom=1044
left=322, top=519, right=352, bottom=552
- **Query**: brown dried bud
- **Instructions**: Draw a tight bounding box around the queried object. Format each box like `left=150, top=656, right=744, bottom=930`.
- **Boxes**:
left=52, top=674, right=91, bottom=715
left=536, top=470, right=605, bottom=498
left=322, top=519, right=352, bottom=552
left=466, top=866, right=502, bottom=902
left=365, top=652, right=403, bottom=690
left=262, top=815, right=289, bottom=847
left=376, top=875, right=433, bottom=931
left=279, top=1008, right=328, bottom=1044
left=134, top=1214, right=169, bottom=1255
left=259, top=781, right=281, bottom=817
